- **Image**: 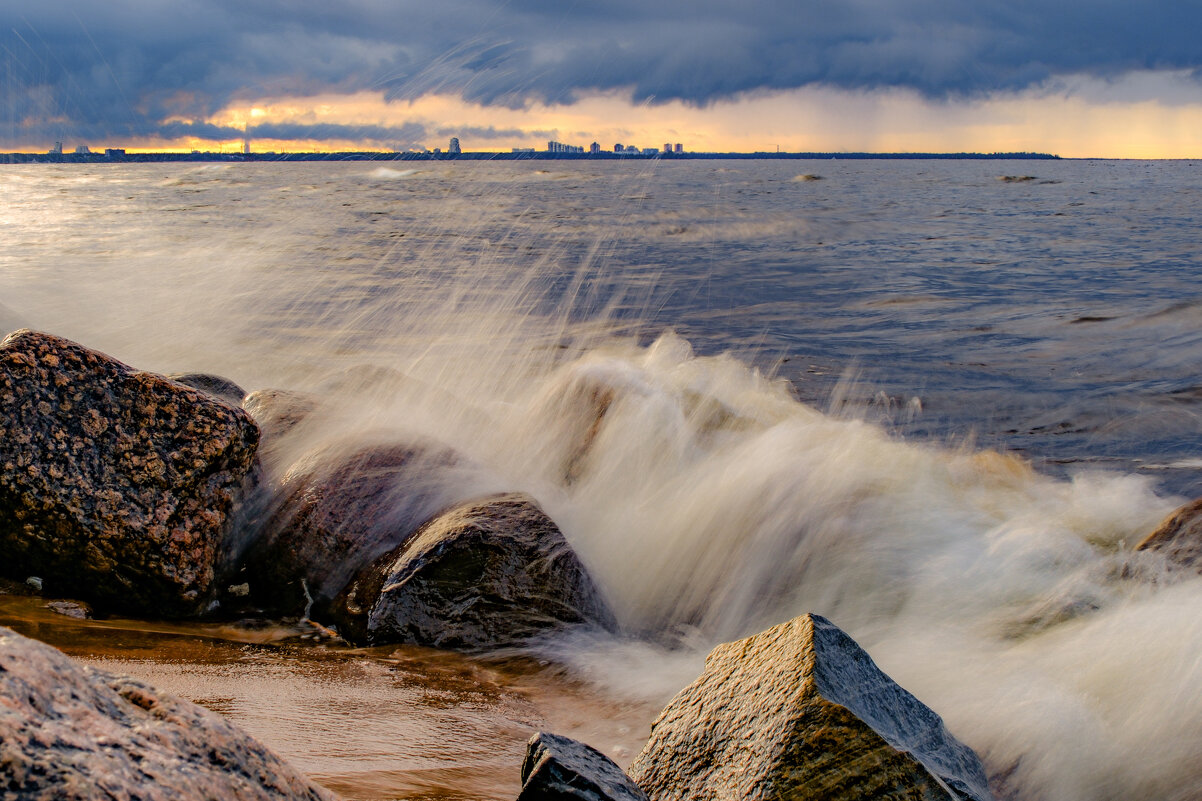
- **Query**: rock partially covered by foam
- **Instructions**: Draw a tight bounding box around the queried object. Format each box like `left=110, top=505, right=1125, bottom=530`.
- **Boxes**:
left=1136, top=497, right=1202, bottom=569
left=335, top=492, right=616, bottom=649
left=517, top=732, right=648, bottom=801
left=241, top=388, right=321, bottom=448
left=167, top=372, right=247, bottom=406
left=0, top=626, right=334, bottom=801
left=628, top=613, right=992, bottom=801
left=243, top=440, right=472, bottom=616
left=0, top=330, right=259, bottom=616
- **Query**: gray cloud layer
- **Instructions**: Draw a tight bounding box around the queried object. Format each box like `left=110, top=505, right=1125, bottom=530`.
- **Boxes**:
left=3, top=1, right=1200, bottom=146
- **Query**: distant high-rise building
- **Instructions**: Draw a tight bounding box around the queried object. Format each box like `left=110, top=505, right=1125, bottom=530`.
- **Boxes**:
left=663, top=143, right=672, bottom=154
left=674, top=143, right=683, bottom=154
left=614, top=143, right=623, bottom=153
left=642, top=147, right=659, bottom=155
left=48, top=142, right=62, bottom=155
left=73, top=145, right=90, bottom=155
left=590, top=141, right=601, bottom=154
left=448, top=137, right=461, bottom=154
left=104, top=148, right=126, bottom=158
left=242, top=137, right=250, bottom=155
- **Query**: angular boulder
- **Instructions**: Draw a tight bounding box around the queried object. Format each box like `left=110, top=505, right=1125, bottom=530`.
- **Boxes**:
left=1135, top=496, right=1202, bottom=569
left=242, top=440, right=470, bottom=616
left=0, top=626, right=333, bottom=801
left=335, top=492, right=615, bottom=649
left=0, top=330, right=259, bottom=616
left=628, top=613, right=992, bottom=801
left=518, top=732, right=648, bottom=801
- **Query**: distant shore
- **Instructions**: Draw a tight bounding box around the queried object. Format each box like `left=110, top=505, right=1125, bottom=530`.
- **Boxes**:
left=0, top=150, right=1060, bottom=164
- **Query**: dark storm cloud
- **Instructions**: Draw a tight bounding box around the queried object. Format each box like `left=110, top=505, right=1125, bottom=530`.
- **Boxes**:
left=3, top=0, right=1200, bottom=146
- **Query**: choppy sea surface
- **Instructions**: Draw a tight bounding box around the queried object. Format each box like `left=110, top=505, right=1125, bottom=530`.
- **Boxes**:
left=3, top=159, right=1202, bottom=800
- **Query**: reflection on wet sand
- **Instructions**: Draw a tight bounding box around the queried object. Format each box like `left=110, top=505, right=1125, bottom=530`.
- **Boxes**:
left=0, top=595, right=656, bottom=801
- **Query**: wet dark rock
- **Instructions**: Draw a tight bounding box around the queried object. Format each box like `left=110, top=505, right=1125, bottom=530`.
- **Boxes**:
left=0, top=330, right=260, bottom=617
left=0, top=626, right=334, bottom=801
left=517, top=732, right=648, bottom=801
left=44, top=599, right=92, bottom=619
left=242, top=440, right=471, bottom=616
left=242, top=388, right=321, bottom=447
left=1135, top=497, right=1202, bottom=569
left=628, top=613, right=992, bottom=801
left=334, top=492, right=615, bottom=649
left=167, top=372, right=247, bottom=405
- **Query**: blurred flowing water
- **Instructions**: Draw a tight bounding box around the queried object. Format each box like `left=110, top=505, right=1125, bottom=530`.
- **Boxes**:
left=2, top=159, right=1202, bottom=800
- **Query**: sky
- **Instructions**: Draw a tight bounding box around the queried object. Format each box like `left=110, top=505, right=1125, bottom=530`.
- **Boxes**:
left=2, top=1, right=1202, bottom=158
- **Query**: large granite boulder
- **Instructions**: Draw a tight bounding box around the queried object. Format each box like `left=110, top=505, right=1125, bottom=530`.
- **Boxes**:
left=242, top=440, right=472, bottom=616
left=1135, top=496, right=1202, bottom=569
left=333, top=492, right=616, bottom=649
left=0, top=626, right=333, bottom=801
left=628, top=613, right=992, bottom=801
left=517, top=732, right=648, bottom=801
left=0, top=330, right=259, bottom=617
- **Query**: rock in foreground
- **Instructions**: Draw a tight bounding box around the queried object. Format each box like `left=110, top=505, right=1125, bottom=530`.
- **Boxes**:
left=0, top=626, right=334, bottom=801
left=337, top=492, right=615, bottom=649
left=0, top=330, right=259, bottom=616
left=517, top=732, right=648, bottom=801
left=628, top=613, right=991, bottom=801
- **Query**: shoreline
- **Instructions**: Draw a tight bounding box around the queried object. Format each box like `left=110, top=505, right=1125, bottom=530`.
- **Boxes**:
left=0, top=150, right=1061, bottom=164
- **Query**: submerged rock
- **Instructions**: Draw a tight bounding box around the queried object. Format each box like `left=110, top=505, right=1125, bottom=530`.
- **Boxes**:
left=0, top=626, right=333, bottom=801
left=243, top=440, right=472, bottom=616
left=242, top=388, right=321, bottom=448
left=517, top=732, right=648, bottom=801
left=335, top=492, right=615, bottom=649
left=0, top=330, right=259, bottom=616
left=628, top=613, right=991, bottom=801
left=167, top=372, right=247, bottom=406
left=1135, top=497, right=1202, bottom=569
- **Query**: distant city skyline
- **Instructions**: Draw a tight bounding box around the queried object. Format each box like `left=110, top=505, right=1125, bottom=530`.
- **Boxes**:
left=4, top=5, right=1202, bottom=158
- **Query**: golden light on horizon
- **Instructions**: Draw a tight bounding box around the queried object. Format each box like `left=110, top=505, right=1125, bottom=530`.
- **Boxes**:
left=192, top=77, right=1202, bottom=158
left=17, top=72, right=1202, bottom=158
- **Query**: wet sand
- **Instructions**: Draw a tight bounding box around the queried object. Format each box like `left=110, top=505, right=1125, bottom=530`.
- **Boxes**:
left=0, top=595, right=657, bottom=800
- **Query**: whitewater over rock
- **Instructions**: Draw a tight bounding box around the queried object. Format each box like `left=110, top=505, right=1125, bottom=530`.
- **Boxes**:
left=628, top=613, right=992, bottom=801
left=335, top=492, right=616, bottom=649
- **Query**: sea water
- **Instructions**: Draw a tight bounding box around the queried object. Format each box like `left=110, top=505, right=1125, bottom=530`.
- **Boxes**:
left=2, top=159, right=1202, bottom=800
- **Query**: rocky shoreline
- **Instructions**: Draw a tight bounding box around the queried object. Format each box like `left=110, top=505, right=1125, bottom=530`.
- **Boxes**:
left=4, top=329, right=1198, bottom=799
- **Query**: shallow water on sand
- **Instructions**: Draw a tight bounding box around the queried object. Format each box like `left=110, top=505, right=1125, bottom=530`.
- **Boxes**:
left=0, top=596, right=656, bottom=800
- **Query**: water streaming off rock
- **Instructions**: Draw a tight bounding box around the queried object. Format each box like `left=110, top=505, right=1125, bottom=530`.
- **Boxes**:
left=3, top=159, right=1202, bottom=800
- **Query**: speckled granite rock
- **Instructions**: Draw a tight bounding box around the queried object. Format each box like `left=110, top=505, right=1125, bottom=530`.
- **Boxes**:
left=1135, top=497, right=1202, bottom=569
left=517, top=732, right=648, bottom=801
left=334, top=492, right=615, bottom=649
left=628, top=613, right=992, bottom=801
left=242, top=440, right=472, bottom=616
left=0, top=330, right=260, bottom=616
left=167, top=373, right=247, bottom=406
left=0, top=626, right=335, bottom=801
